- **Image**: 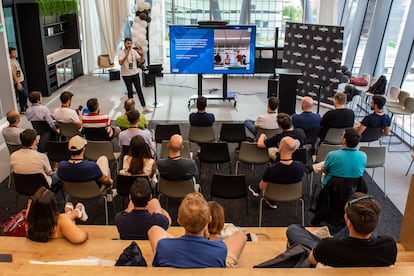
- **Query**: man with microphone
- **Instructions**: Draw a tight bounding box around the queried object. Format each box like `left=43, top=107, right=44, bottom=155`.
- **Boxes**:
left=118, top=38, right=152, bottom=113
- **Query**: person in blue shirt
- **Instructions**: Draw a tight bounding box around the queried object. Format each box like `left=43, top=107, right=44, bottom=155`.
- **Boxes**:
left=189, top=96, right=215, bottom=127
left=358, top=95, right=391, bottom=136
left=148, top=192, right=246, bottom=268
left=292, top=96, right=321, bottom=130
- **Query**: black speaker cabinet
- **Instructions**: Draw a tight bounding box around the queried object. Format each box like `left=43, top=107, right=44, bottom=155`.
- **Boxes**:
left=267, top=78, right=278, bottom=98
left=143, top=72, right=154, bottom=87
left=109, top=69, right=120, bottom=81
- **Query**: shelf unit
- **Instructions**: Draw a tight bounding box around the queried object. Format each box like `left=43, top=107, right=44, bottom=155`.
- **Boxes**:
left=15, top=2, right=83, bottom=96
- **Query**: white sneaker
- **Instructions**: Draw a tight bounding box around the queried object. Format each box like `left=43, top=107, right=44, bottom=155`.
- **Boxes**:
left=75, top=203, right=88, bottom=222
left=265, top=199, right=278, bottom=209
left=143, top=106, right=153, bottom=113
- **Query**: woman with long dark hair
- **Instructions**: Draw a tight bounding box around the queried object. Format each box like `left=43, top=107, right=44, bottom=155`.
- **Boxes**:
left=26, top=186, right=88, bottom=244
left=120, top=135, right=156, bottom=186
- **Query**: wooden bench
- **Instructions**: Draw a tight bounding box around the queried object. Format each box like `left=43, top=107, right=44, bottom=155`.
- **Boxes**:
left=1, top=226, right=414, bottom=275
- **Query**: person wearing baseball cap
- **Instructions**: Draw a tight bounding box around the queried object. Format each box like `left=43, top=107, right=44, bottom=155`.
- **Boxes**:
left=57, top=135, right=113, bottom=190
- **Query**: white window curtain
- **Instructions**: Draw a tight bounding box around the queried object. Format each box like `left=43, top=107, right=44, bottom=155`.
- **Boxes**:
left=80, top=0, right=129, bottom=73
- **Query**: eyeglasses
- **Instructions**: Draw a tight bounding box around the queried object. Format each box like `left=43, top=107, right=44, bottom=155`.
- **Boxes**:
left=348, top=195, right=375, bottom=209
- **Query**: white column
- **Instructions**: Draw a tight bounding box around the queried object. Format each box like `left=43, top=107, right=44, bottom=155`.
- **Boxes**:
left=318, top=0, right=339, bottom=25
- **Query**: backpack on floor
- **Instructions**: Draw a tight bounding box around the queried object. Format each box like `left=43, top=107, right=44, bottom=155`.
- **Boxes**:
left=115, top=241, right=147, bottom=267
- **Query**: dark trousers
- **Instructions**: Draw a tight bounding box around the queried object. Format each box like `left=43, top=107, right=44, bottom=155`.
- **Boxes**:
left=14, top=81, right=28, bottom=112
left=122, top=73, right=146, bottom=107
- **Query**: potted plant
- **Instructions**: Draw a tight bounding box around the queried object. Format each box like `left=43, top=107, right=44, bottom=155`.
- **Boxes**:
left=37, top=0, right=78, bottom=16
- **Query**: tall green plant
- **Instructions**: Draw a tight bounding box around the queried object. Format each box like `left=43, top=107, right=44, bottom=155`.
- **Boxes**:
left=37, top=0, right=78, bottom=16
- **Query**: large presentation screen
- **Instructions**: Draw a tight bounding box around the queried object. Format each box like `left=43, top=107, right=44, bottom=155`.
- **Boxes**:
left=169, top=25, right=256, bottom=74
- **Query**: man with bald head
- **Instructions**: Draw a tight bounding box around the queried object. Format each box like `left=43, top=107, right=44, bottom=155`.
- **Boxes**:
left=157, top=134, right=198, bottom=190
left=2, top=110, right=24, bottom=145
left=292, top=96, right=321, bottom=130
left=249, top=136, right=305, bottom=208
left=116, top=98, right=148, bottom=130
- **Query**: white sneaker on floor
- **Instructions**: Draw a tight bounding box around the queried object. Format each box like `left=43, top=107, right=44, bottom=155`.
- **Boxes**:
left=265, top=199, right=278, bottom=209
left=142, top=106, right=153, bottom=113
left=75, top=203, right=88, bottom=222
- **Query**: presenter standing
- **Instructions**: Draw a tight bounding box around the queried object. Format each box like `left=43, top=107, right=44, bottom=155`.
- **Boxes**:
left=9, top=47, right=28, bottom=114
left=118, top=38, right=152, bottom=113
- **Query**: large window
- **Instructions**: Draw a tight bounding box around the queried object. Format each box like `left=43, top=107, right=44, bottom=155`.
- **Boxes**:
left=341, top=0, right=359, bottom=64
left=352, top=0, right=376, bottom=74
left=376, top=0, right=410, bottom=79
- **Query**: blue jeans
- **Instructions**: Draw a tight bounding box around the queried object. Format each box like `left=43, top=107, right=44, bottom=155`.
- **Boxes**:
left=244, top=119, right=255, bottom=136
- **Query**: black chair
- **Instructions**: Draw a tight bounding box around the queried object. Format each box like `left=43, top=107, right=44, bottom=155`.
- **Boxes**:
left=31, top=120, right=53, bottom=152
left=302, top=127, right=320, bottom=146
left=83, top=127, right=111, bottom=141
left=117, top=175, right=151, bottom=208
left=155, top=124, right=181, bottom=144
left=14, top=173, right=49, bottom=208
left=122, top=145, right=130, bottom=156
left=360, top=127, right=382, bottom=144
left=210, top=174, right=248, bottom=214
left=219, top=123, right=246, bottom=145
left=199, top=142, right=231, bottom=173
left=46, top=141, right=71, bottom=163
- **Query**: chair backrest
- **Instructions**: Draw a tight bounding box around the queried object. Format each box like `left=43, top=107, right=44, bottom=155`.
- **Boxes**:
left=256, top=128, right=282, bottom=140
left=210, top=174, right=247, bottom=199
left=97, top=54, right=113, bottom=68
left=31, top=121, right=52, bottom=135
left=155, top=124, right=181, bottom=144
left=83, top=127, right=110, bottom=141
left=46, top=141, right=71, bottom=162
left=360, top=127, right=382, bottom=143
left=188, top=126, right=216, bottom=143
left=160, top=140, right=191, bottom=159
left=263, top=181, right=302, bottom=202
left=116, top=175, right=151, bottom=197
left=122, top=145, right=130, bottom=156
left=199, top=142, right=230, bottom=163
left=302, top=127, right=320, bottom=145
left=315, top=144, right=342, bottom=163
left=404, top=97, right=414, bottom=114
left=6, top=144, right=22, bottom=155
left=62, top=180, right=103, bottom=199
left=238, top=142, right=269, bottom=164
left=323, top=128, right=346, bottom=145
left=398, top=91, right=411, bottom=105
left=388, top=86, right=400, bottom=100
left=361, top=73, right=370, bottom=83
left=359, top=146, right=386, bottom=167
left=58, top=122, right=80, bottom=138
left=219, top=123, right=246, bottom=143
left=158, top=177, right=195, bottom=199
left=85, top=140, right=116, bottom=161
left=14, top=173, right=49, bottom=196
left=369, top=76, right=378, bottom=87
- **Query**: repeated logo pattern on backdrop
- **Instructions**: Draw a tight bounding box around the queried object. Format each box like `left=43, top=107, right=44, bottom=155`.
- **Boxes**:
left=282, top=22, right=344, bottom=104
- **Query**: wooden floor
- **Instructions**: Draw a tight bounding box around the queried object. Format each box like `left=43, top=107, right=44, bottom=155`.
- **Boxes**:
left=1, top=226, right=414, bottom=275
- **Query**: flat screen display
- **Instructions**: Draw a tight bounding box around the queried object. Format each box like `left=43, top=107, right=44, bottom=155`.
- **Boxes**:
left=169, top=25, right=256, bottom=74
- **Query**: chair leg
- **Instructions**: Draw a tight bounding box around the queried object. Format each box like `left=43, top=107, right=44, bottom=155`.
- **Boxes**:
left=300, top=198, right=305, bottom=226
left=383, top=166, right=386, bottom=199
left=406, top=159, right=414, bottom=176
left=259, top=198, right=264, bottom=227
left=235, top=161, right=239, bottom=175
left=103, top=196, right=108, bottom=225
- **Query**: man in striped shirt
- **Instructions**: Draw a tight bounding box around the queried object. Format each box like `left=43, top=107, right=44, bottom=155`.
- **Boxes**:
left=82, top=98, right=120, bottom=139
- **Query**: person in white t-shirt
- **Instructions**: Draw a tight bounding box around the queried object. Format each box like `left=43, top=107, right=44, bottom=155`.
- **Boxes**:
left=244, top=96, right=279, bottom=137
left=53, top=91, right=82, bottom=130
left=118, top=37, right=152, bottom=113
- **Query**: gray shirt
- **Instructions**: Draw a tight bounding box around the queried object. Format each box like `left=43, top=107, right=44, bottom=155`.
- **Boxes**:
left=2, top=126, right=24, bottom=145
left=118, top=128, right=154, bottom=155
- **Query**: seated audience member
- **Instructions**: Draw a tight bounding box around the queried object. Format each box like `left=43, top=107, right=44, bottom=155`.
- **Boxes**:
left=189, top=96, right=215, bottom=127
left=310, top=128, right=366, bottom=187
left=148, top=192, right=246, bottom=268
left=257, top=113, right=305, bottom=160
left=82, top=98, right=121, bottom=139
left=291, top=96, right=321, bottom=130
left=57, top=135, right=113, bottom=190
left=53, top=91, right=82, bottom=129
left=244, top=96, right=279, bottom=137
left=249, top=137, right=304, bottom=208
left=115, top=178, right=171, bottom=240
left=10, top=129, right=60, bottom=191
left=119, top=109, right=155, bottom=156
left=286, top=192, right=397, bottom=267
left=157, top=134, right=199, bottom=190
left=2, top=110, right=24, bottom=145
left=26, top=91, right=59, bottom=152
left=116, top=98, right=148, bottom=130
left=26, top=186, right=88, bottom=244
left=319, top=92, right=354, bottom=141
left=207, top=201, right=247, bottom=268
left=120, top=135, right=156, bottom=188
left=358, top=95, right=391, bottom=136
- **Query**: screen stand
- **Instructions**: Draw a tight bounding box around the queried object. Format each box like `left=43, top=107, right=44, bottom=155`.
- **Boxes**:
left=149, top=73, right=164, bottom=108
left=188, top=74, right=237, bottom=109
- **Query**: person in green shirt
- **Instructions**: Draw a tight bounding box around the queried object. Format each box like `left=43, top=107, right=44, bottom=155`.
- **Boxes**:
left=116, top=98, right=148, bottom=130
